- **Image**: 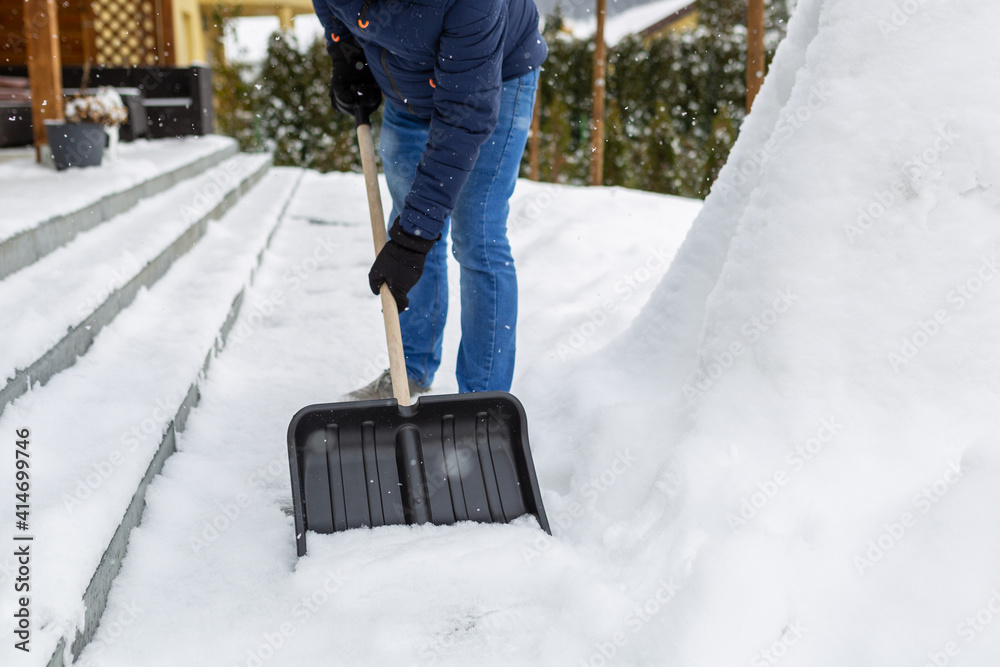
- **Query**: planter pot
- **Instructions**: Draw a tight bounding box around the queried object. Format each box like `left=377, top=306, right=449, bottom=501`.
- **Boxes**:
left=44, top=121, right=106, bottom=170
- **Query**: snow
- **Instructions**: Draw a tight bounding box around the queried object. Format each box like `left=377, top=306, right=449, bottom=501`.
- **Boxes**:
left=54, top=172, right=695, bottom=667
left=64, top=88, right=128, bottom=126
left=566, top=0, right=696, bottom=46
left=4, top=0, right=1000, bottom=664
left=0, top=135, right=236, bottom=243
left=584, top=0, right=1000, bottom=663
left=224, top=15, right=325, bottom=63
left=0, top=153, right=269, bottom=385
left=0, top=168, right=302, bottom=664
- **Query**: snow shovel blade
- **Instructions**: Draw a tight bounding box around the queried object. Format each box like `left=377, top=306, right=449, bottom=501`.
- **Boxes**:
left=287, top=391, right=550, bottom=556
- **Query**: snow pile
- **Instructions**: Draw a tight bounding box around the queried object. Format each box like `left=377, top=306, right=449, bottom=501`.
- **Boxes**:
left=555, top=0, right=1000, bottom=663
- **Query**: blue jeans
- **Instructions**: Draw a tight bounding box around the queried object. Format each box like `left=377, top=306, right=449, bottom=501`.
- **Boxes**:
left=379, top=70, right=538, bottom=393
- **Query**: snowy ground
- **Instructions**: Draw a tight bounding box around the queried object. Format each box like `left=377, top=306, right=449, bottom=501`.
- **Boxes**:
left=72, top=174, right=698, bottom=667
left=7, top=0, right=1000, bottom=664
left=189, top=0, right=1000, bottom=665
left=0, top=136, right=235, bottom=242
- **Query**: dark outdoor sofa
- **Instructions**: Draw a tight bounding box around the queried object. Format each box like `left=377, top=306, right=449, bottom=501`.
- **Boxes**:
left=0, top=65, right=214, bottom=148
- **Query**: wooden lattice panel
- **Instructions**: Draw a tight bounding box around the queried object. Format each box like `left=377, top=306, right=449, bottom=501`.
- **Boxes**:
left=92, top=0, right=163, bottom=65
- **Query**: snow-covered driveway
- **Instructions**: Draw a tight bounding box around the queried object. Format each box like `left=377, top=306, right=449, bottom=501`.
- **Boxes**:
left=78, top=172, right=699, bottom=667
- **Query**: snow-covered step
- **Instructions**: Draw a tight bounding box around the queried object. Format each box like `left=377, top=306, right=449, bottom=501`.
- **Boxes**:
left=0, top=135, right=239, bottom=281
left=0, top=167, right=304, bottom=667
left=0, top=152, right=271, bottom=419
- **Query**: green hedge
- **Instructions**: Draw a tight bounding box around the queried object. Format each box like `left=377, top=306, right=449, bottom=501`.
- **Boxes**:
left=529, top=1, right=788, bottom=198
left=215, top=1, right=788, bottom=199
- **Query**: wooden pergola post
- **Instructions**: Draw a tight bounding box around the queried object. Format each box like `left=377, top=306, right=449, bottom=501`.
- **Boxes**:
left=159, top=0, right=177, bottom=65
left=277, top=6, right=295, bottom=31
left=24, top=0, right=65, bottom=162
left=746, top=0, right=765, bottom=113
left=589, top=0, right=607, bottom=186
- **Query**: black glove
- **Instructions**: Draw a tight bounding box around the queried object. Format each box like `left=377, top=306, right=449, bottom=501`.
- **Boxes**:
left=369, top=219, right=439, bottom=311
left=327, top=38, right=382, bottom=118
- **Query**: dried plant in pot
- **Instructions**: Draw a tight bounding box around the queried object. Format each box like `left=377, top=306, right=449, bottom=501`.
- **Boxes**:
left=46, top=88, right=128, bottom=170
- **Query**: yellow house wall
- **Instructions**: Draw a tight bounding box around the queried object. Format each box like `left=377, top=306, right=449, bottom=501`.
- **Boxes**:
left=672, top=9, right=699, bottom=33
left=645, top=8, right=700, bottom=42
left=170, top=0, right=315, bottom=65
left=172, top=0, right=207, bottom=66
left=210, top=0, right=314, bottom=16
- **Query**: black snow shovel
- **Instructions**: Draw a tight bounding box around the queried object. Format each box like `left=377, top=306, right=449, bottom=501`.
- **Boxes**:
left=286, top=111, right=550, bottom=556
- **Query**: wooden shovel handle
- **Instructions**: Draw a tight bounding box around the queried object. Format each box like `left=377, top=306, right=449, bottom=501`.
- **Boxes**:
left=356, top=115, right=411, bottom=406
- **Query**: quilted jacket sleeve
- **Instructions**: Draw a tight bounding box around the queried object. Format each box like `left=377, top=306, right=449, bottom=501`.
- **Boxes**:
left=397, top=0, right=505, bottom=240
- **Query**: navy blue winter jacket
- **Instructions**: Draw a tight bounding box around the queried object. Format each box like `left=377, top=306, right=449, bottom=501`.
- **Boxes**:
left=312, top=0, right=547, bottom=239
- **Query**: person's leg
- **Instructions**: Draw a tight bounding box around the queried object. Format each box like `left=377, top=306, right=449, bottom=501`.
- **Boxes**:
left=450, top=70, right=539, bottom=393
left=378, top=103, right=448, bottom=388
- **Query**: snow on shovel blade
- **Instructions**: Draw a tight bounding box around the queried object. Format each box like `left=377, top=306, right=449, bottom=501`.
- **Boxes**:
left=287, top=391, right=550, bottom=556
